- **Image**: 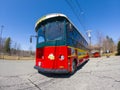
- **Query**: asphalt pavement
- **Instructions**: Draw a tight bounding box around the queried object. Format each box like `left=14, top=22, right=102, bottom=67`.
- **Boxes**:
left=0, top=56, right=120, bottom=90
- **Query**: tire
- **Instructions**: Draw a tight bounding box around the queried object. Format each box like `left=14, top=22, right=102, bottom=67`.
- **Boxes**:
left=38, top=70, right=41, bottom=73
left=70, top=61, right=76, bottom=74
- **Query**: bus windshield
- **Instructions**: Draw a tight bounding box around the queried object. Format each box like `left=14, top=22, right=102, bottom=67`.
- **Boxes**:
left=37, top=21, right=65, bottom=43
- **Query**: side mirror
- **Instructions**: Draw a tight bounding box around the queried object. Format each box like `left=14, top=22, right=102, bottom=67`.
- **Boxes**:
left=30, top=36, right=32, bottom=43
left=30, top=35, right=38, bottom=43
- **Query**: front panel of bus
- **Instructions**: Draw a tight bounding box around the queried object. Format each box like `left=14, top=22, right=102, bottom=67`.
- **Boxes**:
left=35, top=17, right=69, bottom=73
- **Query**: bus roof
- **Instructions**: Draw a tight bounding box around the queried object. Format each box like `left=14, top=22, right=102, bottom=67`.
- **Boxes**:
left=35, top=13, right=88, bottom=44
left=35, top=13, right=67, bottom=28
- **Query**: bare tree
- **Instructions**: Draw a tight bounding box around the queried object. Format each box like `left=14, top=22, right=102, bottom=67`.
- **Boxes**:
left=0, top=37, right=5, bottom=52
left=102, top=36, right=116, bottom=53
left=16, top=43, right=21, bottom=56
left=96, top=31, right=104, bottom=47
left=13, top=42, right=17, bottom=54
left=0, top=37, right=2, bottom=51
left=29, top=46, right=33, bottom=56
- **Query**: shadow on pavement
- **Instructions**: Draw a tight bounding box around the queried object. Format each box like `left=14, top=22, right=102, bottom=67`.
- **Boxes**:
left=38, top=60, right=89, bottom=78
left=77, top=60, right=89, bottom=71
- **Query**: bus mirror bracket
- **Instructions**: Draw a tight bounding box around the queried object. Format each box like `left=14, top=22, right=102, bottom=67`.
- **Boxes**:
left=30, top=35, right=37, bottom=43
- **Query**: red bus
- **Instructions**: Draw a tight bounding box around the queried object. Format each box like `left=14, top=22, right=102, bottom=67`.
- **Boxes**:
left=33, top=13, right=89, bottom=74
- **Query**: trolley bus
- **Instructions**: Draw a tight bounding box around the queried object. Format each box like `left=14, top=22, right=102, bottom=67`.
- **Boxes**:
left=33, top=13, right=89, bottom=74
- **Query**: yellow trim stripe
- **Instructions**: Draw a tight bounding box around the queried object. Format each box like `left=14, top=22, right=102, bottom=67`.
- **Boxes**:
left=78, top=55, right=86, bottom=59
left=68, top=46, right=88, bottom=58
left=68, top=55, right=76, bottom=58
left=68, top=46, right=87, bottom=53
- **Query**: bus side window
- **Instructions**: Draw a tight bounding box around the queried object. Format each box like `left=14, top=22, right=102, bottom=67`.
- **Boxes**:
left=67, top=23, right=73, bottom=32
left=78, top=51, right=81, bottom=56
left=69, top=23, right=73, bottom=31
left=71, top=48, right=75, bottom=55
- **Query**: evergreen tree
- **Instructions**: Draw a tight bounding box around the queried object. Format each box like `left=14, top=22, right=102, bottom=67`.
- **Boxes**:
left=4, top=37, right=11, bottom=53
left=117, top=41, right=120, bottom=55
left=104, top=36, right=115, bottom=52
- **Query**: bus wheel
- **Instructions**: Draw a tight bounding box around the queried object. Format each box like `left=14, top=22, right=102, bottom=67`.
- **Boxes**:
left=70, top=61, right=76, bottom=74
left=38, top=70, right=41, bottom=73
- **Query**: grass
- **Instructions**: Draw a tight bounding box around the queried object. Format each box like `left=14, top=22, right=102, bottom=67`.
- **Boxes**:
left=102, top=52, right=117, bottom=56
left=0, top=55, right=35, bottom=60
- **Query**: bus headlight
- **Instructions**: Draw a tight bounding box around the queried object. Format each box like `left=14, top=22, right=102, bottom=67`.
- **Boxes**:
left=48, top=53, right=55, bottom=60
left=59, top=55, right=65, bottom=61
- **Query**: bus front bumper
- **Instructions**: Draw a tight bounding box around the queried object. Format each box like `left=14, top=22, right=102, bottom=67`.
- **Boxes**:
left=34, top=66, right=69, bottom=74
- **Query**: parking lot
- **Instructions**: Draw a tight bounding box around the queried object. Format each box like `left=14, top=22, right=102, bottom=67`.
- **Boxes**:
left=0, top=56, right=120, bottom=90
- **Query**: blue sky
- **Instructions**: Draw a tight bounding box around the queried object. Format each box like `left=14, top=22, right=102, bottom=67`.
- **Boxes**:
left=0, top=0, right=120, bottom=50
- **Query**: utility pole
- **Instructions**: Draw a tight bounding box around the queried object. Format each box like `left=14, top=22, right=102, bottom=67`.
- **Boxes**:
left=86, top=30, right=92, bottom=47
left=0, top=25, right=4, bottom=51
left=86, top=30, right=92, bottom=57
left=0, top=25, right=4, bottom=37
